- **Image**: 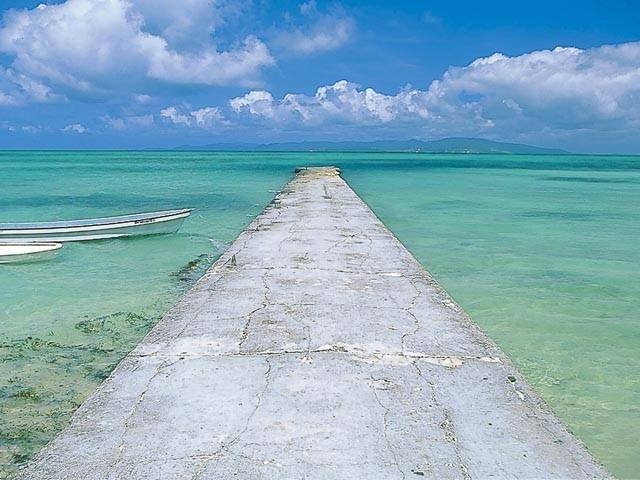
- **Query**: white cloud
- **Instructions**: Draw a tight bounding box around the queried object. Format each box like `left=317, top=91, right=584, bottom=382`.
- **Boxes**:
left=0, top=66, right=63, bottom=105
left=230, top=80, right=429, bottom=124
left=2, top=68, right=64, bottom=103
left=62, top=123, right=88, bottom=134
left=273, top=2, right=354, bottom=55
left=103, top=114, right=154, bottom=130
left=425, top=43, right=640, bottom=130
left=160, top=107, right=191, bottom=126
left=191, top=107, right=226, bottom=127
left=132, top=0, right=249, bottom=52
left=160, top=105, right=227, bottom=128
left=132, top=0, right=222, bottom=50
left=21, top=125, right=40, bottom=133
left=0, top=0, right=274, bottom=102
left=134, top=94, right=152, bottom=104
left=229, top=42, right=640, bottom=140
left=104, top=117, right=126, bottom=130
left=0, top=89, right=17, bottom=106
left=229, top=90, right=278, bottom=118
left=1, top=122, right=17, bottom=133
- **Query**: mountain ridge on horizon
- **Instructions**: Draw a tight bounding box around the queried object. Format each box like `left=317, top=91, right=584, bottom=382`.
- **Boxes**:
left=170, top=137, right=569, bottom=154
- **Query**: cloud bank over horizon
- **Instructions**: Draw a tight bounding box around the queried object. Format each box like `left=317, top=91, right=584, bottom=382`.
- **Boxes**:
left=168, top=42, right=640, bottom=148
left=1, top=0, right=639, bottom=152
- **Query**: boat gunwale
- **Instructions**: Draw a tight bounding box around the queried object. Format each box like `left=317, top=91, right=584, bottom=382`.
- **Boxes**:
left=0, top=209, right=191, bottom=233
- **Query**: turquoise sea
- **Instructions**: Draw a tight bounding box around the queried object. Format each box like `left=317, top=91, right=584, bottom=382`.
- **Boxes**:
left=0, top=151, right=638, bottom=478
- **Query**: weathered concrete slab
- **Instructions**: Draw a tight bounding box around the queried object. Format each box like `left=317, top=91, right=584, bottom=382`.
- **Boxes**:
left=19, top=167, right=610, bottom=479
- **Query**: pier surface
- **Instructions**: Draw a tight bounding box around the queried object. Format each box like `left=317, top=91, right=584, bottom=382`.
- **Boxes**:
left=21, top=167, right=609, bottom=479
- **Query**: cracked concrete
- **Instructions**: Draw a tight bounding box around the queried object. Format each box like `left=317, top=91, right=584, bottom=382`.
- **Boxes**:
left=18, top=167, right=610, bottom=479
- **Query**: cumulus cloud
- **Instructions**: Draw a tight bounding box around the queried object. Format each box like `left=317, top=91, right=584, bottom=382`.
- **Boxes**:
left=63, top=123, right=88, bottom=134
left=229, top=42, right=640, bottom=139
left=0, top=0, right=274, bottom=101
left=191, top=107, right=227, bottom=126
left=230, top=80, right=428, bottom=124
left=160, top=105, right=227, bottom=127
left=273, top=1, right=355, bottom=56
left=229, top=90, right=278, bottom=118
left=426, top=42, right=640, bottom=131
left=160, top=107, right=191, bottom=126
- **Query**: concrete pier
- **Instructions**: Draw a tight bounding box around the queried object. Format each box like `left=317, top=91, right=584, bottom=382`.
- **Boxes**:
left=20, top=167, right=609, bottom=479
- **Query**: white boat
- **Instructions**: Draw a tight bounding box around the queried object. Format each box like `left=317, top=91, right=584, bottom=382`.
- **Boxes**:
left=0, top=242, right=62, bottom=264
left=0, top=209, right=191, bottom=242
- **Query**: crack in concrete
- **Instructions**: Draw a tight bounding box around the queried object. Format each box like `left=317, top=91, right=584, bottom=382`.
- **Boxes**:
left=357, top=231, right=374, bottom=268
left=110, top=357, right=181, bottom=471
left=369, top=375, right=406, bottom=480
left=400, top=275, right=423, bottom=355
left=131, top=345, right=502, bottom=369
left=238, top=270, right=271, bottom=352
left=236, top=265, right=420, bottom=276
left=193, top=358, right=273, bottom=479
left=413, top=362, right=472, bottom=480
left=325, top=232, right=357, bottom=254
left=298, top=324, right=312, bottom=363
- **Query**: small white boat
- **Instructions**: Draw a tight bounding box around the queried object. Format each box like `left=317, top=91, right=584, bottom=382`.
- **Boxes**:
left=0, top=209, right=191, bottom=243
left=0, top=242, right=62, bottom=264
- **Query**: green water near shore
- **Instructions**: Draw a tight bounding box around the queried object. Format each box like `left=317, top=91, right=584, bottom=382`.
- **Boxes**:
left=0, top=151, right=638, bottom=478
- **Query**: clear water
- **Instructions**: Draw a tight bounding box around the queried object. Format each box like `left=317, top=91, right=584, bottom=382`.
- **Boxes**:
left=0, top=152, right=638, bottom=478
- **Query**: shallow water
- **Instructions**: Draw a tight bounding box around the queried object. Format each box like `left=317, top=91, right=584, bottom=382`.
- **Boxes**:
left=0, top=152, right=638, bottom=478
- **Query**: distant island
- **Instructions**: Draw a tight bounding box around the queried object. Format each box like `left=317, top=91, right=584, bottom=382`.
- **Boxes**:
left=173, top=137, right=569, bottom=154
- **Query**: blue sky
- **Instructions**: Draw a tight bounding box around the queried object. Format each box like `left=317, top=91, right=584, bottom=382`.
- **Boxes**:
left=0, top=0, right=639, bottom=152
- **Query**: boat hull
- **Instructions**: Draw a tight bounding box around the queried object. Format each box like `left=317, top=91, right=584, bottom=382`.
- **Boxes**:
left=0, top=243, right=62, bottom=264
left=0, top=210, right=190, bottom=243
